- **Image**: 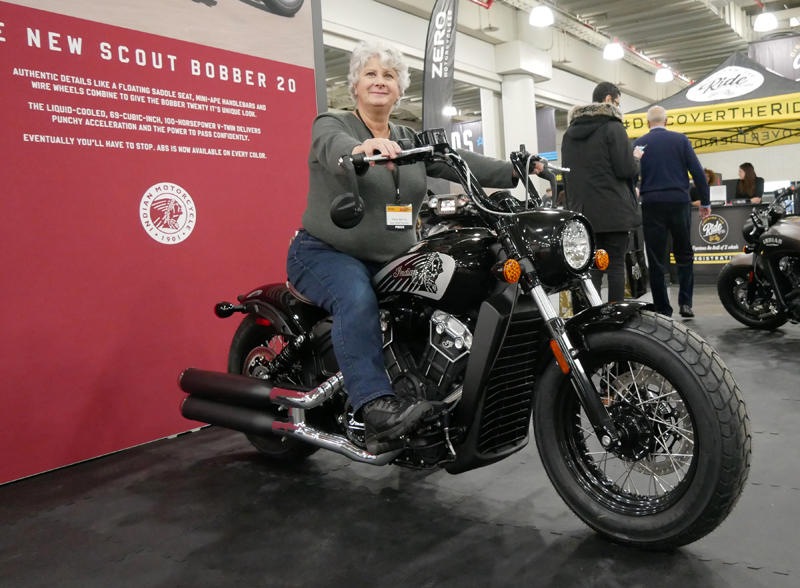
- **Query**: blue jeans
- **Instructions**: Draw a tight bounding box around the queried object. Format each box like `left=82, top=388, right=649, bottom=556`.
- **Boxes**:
left=642, top=202, right=694, bottom=317
left=286, top=230, right=393, bottom=412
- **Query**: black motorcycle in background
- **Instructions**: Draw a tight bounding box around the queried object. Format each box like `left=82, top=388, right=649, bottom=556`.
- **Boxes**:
left=178, top=131, right=750, bottom=550
left=718, top=186, right=800, bottom=330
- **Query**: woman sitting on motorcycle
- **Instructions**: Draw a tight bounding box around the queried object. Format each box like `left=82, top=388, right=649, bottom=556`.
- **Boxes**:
left=287, top=39, right=537, bottom=454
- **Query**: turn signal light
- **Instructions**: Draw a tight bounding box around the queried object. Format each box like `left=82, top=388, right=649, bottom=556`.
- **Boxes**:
left=595, top=249, right=609, bottom=270
left=492, top=259, right=522, bottom=283
left=550, top=340, right=570, bottom=374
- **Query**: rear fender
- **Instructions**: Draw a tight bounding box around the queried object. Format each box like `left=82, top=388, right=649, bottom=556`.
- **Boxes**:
left=237, top=283, right=328, bottom=337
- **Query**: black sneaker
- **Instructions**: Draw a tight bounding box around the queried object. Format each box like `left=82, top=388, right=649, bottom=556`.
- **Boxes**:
left=679, top=305, right=694, bottom=318
left=362, top=395, right=434, bottom=455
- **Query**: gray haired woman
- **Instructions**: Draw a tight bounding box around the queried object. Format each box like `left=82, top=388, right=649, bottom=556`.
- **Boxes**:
left=286, top=39, right=523, bottom=454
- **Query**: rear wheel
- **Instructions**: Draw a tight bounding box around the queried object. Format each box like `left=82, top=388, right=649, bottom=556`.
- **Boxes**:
left=261, top=0, right=304, bottom=17
left=534, top=311, right=750, bottom=550
left=229, top=315, right=319, bottom=462
left=717, top=263, right=787, bottom=330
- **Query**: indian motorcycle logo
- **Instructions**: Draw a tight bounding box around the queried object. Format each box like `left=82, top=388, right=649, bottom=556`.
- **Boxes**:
left=686, top=66, right=764, bottom=103
left=699, top=215, right=729, bottom=244
left=373, top=253, right=456, bottom=300
left=139, top=183, right=196, bottom=244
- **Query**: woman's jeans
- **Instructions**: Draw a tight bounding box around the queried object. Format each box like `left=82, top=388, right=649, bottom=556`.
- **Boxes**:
left=286, top=230, right=393, bottom=412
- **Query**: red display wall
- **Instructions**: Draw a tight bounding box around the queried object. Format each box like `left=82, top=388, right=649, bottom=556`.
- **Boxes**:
left=0, top=1, right=317, bottom=484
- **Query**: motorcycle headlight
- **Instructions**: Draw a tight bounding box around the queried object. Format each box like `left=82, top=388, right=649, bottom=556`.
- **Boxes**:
left=562, top=219, right=592, bottom=271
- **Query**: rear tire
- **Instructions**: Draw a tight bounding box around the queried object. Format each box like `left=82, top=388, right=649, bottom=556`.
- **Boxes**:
left=229, top=315, right=319, bottom=462
left=534, top=311, right=751, bottom=550
left=261, top=0, right=304, bottom=17
left=717, top=263, right=787, bottom=330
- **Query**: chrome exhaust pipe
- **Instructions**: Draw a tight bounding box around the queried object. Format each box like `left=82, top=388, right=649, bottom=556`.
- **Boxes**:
left=273, top=420, right=402, bottom=466
left=179, top=369, right=345, bottom=410
left=181, top=396, right=400, bottom=466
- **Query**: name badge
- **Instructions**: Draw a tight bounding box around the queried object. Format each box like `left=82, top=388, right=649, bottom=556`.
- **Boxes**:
left=386, top=204, right=413, bottom=230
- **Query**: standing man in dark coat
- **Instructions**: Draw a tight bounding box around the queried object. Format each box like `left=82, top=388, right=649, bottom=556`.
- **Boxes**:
left=561, top=82, right=643, bottom=303
left=633, top=106, right=710, bottom=318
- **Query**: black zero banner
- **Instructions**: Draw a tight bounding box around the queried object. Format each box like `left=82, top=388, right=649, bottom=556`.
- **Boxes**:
left=422, top=0, right=458, bottom=134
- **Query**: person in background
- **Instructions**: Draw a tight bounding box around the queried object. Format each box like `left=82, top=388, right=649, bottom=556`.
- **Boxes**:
left=561, top=81, right=643, bottom=303
left=556, top=190, right=566, bottom=209
left=542, top=187, right=553, bottom=208
left=632, top=106, right=710, bottom=318
left=691, top=168, right=716, bottom=207
left=733, top=163, right=764, bottom=204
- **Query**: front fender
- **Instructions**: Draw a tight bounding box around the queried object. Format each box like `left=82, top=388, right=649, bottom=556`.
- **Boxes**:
left=565, top=301, right=654, bottom=350
left=728, top=253, right=754, bottom=268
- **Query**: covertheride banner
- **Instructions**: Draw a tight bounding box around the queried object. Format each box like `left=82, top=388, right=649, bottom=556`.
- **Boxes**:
left=0, top=0, right=317, bottom=484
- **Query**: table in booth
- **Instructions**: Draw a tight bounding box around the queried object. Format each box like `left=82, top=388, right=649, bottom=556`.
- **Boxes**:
left=671, top=203, right=769, bottom=282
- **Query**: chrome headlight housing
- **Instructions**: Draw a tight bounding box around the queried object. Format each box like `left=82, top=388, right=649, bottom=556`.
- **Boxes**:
left=562, top=219, right=592, bottom=271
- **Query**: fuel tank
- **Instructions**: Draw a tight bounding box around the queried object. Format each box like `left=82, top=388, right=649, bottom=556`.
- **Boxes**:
left=759, top=216, right=800, bottom=260
left=372, top=228, right=499, bottom=314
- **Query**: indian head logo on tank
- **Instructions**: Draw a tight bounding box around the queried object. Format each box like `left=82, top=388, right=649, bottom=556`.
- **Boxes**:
left=373, top=253, right=456, bottom=300
left=139, top=183, right=196, bottom=244
left=699, top=214, right=729, bottom=244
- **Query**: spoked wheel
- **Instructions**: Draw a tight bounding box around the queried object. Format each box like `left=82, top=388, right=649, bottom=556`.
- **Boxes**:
left=534, top=311, right=751, bottom=550
left=717, top=263, right=787, bottom=330
left=228, top=315, right=319, bottom=462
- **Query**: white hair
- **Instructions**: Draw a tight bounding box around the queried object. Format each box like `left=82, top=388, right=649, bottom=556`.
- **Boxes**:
left=647, top=106, right=667, bottom=125
left=347, top=40, right=411, bottom=104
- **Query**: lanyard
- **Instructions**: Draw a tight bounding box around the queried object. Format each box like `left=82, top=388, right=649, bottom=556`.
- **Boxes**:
left=355, top=110, right=401, bottom=205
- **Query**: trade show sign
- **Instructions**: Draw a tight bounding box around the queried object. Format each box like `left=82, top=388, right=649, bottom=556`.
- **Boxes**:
left=0, top=1, right=317, bottom=484
left=626, top=52, right=800, bottom=154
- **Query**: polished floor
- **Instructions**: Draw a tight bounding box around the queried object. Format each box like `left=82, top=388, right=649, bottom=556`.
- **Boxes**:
left=2, top=287, right=799, bottom=588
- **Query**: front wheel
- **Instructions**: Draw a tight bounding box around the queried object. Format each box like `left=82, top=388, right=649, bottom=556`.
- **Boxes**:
left=534, top=311, right=751, bottom=550
left=717, top=263, right=787, bottom=330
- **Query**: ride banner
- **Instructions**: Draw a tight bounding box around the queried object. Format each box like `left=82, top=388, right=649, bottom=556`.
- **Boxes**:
left=625, top=92, right=800, bottom=154
left=0, top=1, right=317, bottom=484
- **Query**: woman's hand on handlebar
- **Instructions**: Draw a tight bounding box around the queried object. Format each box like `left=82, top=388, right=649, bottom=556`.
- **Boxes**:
left=352, top=138, right=402, bottom=170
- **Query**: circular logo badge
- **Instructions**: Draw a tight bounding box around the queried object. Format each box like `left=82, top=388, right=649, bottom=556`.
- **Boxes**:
left=699, top=215, right=728, bottom=244
left=686, top=66, right=764, bottom=103
left=139, top=183, right=196, bottom=244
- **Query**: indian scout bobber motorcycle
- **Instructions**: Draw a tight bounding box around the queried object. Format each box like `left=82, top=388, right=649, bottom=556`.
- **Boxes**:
left=178, top=130, right=751, bottom=550
left=718, top=186, right=800, bottom=330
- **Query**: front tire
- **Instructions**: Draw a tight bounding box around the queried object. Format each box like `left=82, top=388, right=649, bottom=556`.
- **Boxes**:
left=534, top=311, right=751, bottom=550
left=229, top=315, right=319, bottom=462
left=717, top=263, right=787, bottom=330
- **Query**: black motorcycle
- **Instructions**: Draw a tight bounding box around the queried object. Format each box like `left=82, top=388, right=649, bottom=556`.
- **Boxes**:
left=718, top=186, right=800, bottom=330
left=178, top=130, right=750, bottom=550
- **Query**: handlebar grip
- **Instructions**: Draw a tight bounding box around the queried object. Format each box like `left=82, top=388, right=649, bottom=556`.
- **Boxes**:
left=351, top=153, right=369, bottom=176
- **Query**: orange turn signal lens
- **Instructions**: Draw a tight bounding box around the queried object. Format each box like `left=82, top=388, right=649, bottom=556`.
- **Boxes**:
left=595, top=249, right=609, bottom=270
left=503, top=259, right=522, bottom=283
left=549, top=340, right=570, bottom=374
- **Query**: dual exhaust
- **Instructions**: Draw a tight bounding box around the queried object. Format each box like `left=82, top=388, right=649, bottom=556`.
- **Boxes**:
left=179, top=369, right=399, bottom=465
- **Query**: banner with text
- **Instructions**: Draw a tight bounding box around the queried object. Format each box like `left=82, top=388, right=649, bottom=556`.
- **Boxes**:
left=0, top=0, right=317, bottom=484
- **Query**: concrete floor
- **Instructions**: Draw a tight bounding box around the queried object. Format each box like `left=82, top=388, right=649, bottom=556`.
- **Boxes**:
left=1, top=287, right=798, bottom=588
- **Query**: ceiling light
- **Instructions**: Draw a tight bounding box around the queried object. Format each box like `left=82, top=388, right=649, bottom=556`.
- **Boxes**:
left=753, top=12, right=778, bottom=32
left=442, top=106, right=458, bottom=116
left=529, top=6, right=554, bottom=27
left=791, top=17, right=799, bottom=27
left=655, top=68, right=674, bottom=83
left=603, top=42, right=624, bottom=61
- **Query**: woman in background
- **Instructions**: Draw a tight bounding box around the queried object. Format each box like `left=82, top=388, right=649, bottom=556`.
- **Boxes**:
left=733, top=162, right=764, bottom=204
left=691, top=168, right=717, bottom=207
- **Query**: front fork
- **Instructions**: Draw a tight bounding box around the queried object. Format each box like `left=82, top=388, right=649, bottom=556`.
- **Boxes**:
left=528, top=273, right=623, bottom=449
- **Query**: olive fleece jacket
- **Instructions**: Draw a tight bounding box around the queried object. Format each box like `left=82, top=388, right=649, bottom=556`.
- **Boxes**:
left=301, top=111, right=517, bottom=263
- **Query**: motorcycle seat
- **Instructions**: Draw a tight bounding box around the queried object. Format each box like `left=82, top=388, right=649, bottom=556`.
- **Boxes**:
left=286, top=281, right=316, bottom=306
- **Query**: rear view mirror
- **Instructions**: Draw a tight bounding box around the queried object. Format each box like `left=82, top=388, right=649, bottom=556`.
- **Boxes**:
left=330, top=192, right=365, bottom=229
